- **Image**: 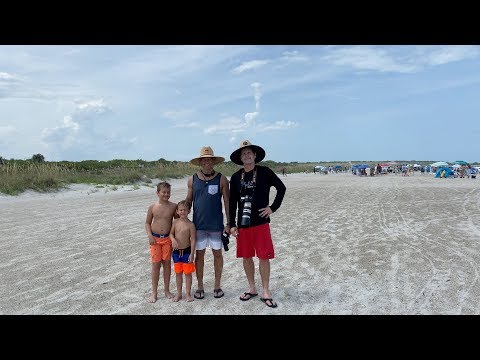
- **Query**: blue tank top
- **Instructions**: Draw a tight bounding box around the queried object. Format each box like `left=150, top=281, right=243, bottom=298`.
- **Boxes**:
left=192, top=173, right=224, bottom=231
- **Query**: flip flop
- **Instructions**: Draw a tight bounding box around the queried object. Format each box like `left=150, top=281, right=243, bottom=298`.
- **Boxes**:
left=260, top=297, right=278, bottom=308
left=214, top=288, right=225, bottom=298
left=193, top=289, right=204, bottom=299
left=239, top=292, right=258, bottom=301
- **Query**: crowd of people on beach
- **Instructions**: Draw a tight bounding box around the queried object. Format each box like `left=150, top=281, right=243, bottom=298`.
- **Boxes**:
left=350, top=163, right=479, bottom=178
left=145, top=140, right=286, bottom=308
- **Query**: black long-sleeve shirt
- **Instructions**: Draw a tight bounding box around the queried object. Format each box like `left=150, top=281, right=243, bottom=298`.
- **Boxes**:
left=229, top=165, right=286, bottom=228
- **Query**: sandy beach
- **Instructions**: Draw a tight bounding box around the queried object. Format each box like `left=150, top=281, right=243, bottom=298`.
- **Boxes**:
left=1, top=172, right=480, bottom=315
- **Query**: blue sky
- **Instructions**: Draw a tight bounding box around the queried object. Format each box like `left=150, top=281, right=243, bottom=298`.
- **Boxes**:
left=1, top=45, right=479, bottom=163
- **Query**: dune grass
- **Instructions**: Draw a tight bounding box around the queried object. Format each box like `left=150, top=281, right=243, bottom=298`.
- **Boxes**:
left=0, top=158, right=381, bottom=195
left=0, top=159, right=320, bottom=196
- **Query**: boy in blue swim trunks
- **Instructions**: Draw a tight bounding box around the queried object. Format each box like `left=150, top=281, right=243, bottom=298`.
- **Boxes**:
left=145, top=182, right=178, bottom=303
left=170, top=200, right=197, bottom=302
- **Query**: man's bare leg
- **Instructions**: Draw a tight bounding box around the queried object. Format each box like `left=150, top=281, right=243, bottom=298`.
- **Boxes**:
left=242, top=257, right=257, bottom=294
left=195, top=249, right=206, bottom=292
left=259, top=259, right=271, bottom=299
left=212, top=248, right=223, bottom=291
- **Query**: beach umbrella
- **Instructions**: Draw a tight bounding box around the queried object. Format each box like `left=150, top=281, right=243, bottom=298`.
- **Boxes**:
left=431, top=161, right=449, bottom=167
left=455, top=160, right=468, bottom=165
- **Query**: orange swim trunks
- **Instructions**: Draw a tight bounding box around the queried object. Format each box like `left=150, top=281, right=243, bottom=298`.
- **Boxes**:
left=173, top=262, right=195, bottom=274
left=172, top=247, right=195, bottom=274
left=149, top=236, right=172, bottom=263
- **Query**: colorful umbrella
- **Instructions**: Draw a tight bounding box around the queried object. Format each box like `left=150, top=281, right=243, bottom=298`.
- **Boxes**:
left=431, top=161, right=449, bottom=167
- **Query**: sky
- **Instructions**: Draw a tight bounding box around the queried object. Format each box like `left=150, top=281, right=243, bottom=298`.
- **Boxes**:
left=1, top=45, right=480, bottom=164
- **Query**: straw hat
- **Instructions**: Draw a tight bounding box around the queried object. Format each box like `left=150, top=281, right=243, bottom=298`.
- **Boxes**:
left=190, top=146, right=225, bottom=166
left=229, top=140, right=266, bottom=165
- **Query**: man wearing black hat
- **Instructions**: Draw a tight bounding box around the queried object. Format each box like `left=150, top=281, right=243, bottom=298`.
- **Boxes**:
left=228, top=140, right=286, bottom=308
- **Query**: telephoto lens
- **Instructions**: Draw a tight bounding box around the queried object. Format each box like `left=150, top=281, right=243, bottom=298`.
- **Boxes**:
left=222, top=232, right=230, bottom=251
left=240, top=195, right=252, bottom=226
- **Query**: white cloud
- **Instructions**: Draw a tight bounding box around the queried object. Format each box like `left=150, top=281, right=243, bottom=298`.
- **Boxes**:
left=173, top=121, right=200, bottom=128
left=321, top=45, right=480, bottom=74
left=203, top=116, right=246, bottom=135
left=244, top=112, right=259, bottom=126
left=39, top=98, right=119, bottom=160
left=256, top=120, right=298, bottom=132
left=163, top=109, right=199, bottom=128
left=251, top=82, right=262, bottom=110
left=41, top=115, right=79, bottom=144
left=416, top=45, right=479, bottom=66
left=0, top=72, right=21, bottom=81
left=322, top=46, right=417, bottom=73
left=75, top=99, right=110, bottom=115
left=232, top=60, right=269, bottom=74
left=202, top=80, right=296, bottom=138
left=281, top=50, right=309, bottom=63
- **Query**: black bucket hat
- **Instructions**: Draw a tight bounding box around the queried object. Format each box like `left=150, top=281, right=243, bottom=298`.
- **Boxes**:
left=229, top=140, right=266, bottom=165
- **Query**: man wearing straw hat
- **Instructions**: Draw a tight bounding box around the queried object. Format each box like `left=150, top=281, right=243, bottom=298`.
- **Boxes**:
left=228, top=140, right=286, bottom=308
left=186, top=146, right=230, bottom=300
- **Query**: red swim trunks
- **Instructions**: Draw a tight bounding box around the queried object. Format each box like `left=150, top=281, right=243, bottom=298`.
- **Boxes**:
left=236, top=223, right=274, bottom=260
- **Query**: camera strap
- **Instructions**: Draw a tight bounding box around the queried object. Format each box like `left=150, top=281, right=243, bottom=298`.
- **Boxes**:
left=240, top=167, right=256, bottom=204
left=240, top=167, right=257, bottom=188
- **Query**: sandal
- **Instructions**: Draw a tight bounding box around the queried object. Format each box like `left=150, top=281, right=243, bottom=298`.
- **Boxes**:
left=214, top=288, right=224, bottom=298
left=193, top=289, right=204, bottom=299
left=239, top=292, right=258, bottom=301
left=260, top=297, right=278, bottom=308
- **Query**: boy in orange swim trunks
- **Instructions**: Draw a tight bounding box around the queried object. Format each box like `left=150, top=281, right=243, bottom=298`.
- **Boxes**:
left=169, top=200, right=196, bottom=302
left=145, top=181, right=178, bottom=303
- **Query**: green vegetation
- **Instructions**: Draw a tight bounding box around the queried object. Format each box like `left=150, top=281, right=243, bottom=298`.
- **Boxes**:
left=2, top=154, right=477, bottom=196
left=0, top=154, right=327, bottom=195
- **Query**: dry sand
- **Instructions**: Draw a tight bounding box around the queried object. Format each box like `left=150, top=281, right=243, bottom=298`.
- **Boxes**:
left=1, top=172, right=480, bottom=315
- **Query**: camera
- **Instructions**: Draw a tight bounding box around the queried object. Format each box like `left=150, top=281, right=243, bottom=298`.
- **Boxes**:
left=240, top=195, right=253, bottom=227
left=221, top=232, right=230, bottom=251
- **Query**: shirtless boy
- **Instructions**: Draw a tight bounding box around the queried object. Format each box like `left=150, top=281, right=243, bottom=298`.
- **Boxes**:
left=169, top=200, right=196, bottom=302
left=145, top=181, right=178, bottom=303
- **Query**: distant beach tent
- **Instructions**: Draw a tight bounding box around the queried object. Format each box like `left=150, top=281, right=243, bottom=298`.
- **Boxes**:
left=314, top=165, right=328, bottom=174
left=455, top=160, right=469, bottom=165
left=351, top=164, right=369, bottom=175
left=431, top=161, right=449, bottom=167
left=435, top=167, right=454, bottom=178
